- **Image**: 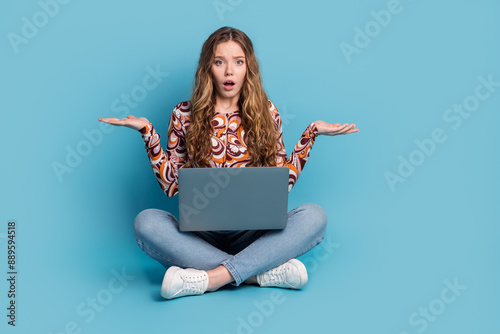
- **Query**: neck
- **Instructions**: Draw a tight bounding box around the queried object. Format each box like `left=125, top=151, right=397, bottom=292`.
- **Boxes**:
left=214, top=94, right=240, bottom=113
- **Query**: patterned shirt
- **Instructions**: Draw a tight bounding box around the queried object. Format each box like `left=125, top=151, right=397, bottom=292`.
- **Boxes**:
left=139, top=100, right=319, bottom=197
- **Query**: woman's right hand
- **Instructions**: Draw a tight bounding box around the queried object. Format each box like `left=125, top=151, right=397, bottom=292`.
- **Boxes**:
left=98, top=115, right=150, bottom=131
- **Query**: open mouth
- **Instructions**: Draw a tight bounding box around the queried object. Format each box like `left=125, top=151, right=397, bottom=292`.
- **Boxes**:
left=223, top=80, right=235, bottom=90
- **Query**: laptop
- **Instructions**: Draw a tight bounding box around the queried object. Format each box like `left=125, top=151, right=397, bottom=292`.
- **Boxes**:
left=178, top=167, right=289, bottom=231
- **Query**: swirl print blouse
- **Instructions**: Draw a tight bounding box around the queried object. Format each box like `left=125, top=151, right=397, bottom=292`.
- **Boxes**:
left=139, top=100, right=319, bottom=197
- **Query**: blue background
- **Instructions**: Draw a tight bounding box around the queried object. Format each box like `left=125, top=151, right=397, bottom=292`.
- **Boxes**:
left=1, top=0, right=499, bottom=333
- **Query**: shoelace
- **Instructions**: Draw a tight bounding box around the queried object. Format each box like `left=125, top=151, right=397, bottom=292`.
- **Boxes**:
left=181, top=274, right=207, bottom=293
left=262, top=267, right=290, bottom=285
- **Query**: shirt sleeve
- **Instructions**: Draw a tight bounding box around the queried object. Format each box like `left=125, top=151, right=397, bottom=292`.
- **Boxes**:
left=271, top=101, right=319, bottom=192
left=139, top=105, right=187, bottom=197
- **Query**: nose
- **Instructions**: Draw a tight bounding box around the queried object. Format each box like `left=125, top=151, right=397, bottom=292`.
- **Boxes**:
left=225, top=63, right=233, bottom=76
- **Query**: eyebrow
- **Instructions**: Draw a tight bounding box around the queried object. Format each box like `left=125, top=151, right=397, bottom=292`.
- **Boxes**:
left=214, top=56, right=246, bottom=59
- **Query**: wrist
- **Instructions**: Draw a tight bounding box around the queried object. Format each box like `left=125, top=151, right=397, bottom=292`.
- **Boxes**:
left=310, top=122, right=320, bottom=137
left=139, top=122, right=151, bottom=134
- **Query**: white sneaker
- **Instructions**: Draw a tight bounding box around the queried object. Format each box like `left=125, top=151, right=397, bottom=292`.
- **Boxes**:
left=256, top=259, right=308, bottom=289
left=160, top=266, right=209, bottom=299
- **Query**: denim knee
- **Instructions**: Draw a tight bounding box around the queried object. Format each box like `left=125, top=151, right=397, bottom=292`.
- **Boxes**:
left=133, top=208, right=176, bottom=245
left=134, top=209, right=155, bottom=237
left=134, top=209, right=154, bottom=246
left=301, top=203, right=328, bottom=240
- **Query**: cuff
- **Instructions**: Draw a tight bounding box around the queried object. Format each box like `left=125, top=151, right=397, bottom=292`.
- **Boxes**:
left=139, top=123, right=157, bottom=149
left=309, top=122, right=319, bottom=142
left=139, top=123, right=152, bottom=135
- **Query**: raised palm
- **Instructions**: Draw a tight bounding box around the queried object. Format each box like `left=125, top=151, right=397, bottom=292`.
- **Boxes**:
left=314, top=120, right=359, bottom=136
left=98, top=115, right=150, bottom=131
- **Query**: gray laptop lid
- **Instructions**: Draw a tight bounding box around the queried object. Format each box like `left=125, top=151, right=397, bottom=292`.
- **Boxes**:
left=178, top=167, right=289, bottom=231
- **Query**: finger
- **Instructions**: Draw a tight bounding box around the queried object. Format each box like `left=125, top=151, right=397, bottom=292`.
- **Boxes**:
left=127, top=115, right=136, bottom=119
left=334, top=123, right=351, bottom=132
left=330, top=123, right=347, bottom=131
left=342, top=126, right=360, bottom=134
left=100, top=118, right=128, bottom=126
left=334, top=124, right=355, bottom=135
left=340, top=124, right=356, bottom=133
left=98, top=118, right=118, bottom=123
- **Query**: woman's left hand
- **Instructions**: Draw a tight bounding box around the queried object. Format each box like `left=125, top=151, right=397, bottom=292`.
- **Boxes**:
left=313, top=120, right=360, bottom=136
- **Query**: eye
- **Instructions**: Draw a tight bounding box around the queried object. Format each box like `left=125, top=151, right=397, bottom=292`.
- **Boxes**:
left=214, top=60, right=224, bottom=66
left=236, top=60, right=245, bottom=65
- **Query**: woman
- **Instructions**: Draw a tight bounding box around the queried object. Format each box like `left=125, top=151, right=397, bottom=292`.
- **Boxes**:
left=99, top=26, right=359, bottom=300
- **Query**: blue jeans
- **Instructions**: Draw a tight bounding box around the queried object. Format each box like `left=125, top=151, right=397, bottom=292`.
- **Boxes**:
left=133, top=203, right=327, bottom=285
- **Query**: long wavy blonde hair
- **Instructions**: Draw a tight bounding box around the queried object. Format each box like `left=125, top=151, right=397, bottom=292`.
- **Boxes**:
left=185, top=27, right=278, bottom=168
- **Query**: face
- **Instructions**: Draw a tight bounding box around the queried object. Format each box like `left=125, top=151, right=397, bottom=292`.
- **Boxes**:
left=211, top=41, right=247, bottom=101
